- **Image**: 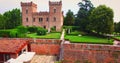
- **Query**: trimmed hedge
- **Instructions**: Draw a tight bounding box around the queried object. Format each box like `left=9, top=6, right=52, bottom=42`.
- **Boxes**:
left=0, top=30, right=10, bottom=37
left=27, top=26, right=37, bottom=33
left=37, top=27, right=47, bottom=35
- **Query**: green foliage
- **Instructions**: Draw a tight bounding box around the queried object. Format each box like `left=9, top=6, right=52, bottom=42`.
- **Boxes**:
left=37, top=27, right=47, bottom=35
left=51, top=26, right=56, bottom=32
left=0, top=8, right=21, bottom=29
left=64, top=10, right=75, bottom=26
left=114, top=22, right=120, bottom=33
left=75, top=0, right=94, bottom=31
left=10, top=29, right=18, bottom=38
left=0, top=30, right=10, bottom=37
left=16, top=26, right=27, bottom=38
left=89, top=5, right=114, bottom=34
left=27, top=26, right=37, bottom=33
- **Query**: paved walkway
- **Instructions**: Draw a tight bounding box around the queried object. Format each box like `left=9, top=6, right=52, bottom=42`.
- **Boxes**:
left=60, top=29, right=65, bottom=40
left=30, top=55, right=56, bottom=63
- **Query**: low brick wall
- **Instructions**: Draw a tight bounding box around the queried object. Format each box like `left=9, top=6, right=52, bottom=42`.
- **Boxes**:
left=0, top=38, right=62, bottom=56
left=63, top=43, right=120, bottom=63
left=30, top=39, right=61, bottom=55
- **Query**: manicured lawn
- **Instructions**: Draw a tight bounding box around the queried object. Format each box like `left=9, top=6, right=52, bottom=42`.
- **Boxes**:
left=27, top=32, right=61, bottom=39
left=114, top=36, right=120, bottom=40
left=65, top=35, right=113, bottom=44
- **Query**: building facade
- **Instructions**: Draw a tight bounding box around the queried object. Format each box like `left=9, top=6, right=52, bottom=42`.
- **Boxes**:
left=21, top=1, right=63, bottom=31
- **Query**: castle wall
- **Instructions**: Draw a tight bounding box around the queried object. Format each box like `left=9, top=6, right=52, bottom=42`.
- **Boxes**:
left=63, top=43, right=120, bottom=63
left=21, top=1, right=63, bottom=31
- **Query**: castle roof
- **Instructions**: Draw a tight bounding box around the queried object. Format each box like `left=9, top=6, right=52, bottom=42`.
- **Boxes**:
left=33, top=12, right=49, bottom=16
left=0, top=39, right=27, bottom=54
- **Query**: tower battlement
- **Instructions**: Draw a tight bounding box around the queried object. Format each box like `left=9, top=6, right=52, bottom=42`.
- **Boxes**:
left=21, top=1, right=37, bottom=7
left=49, top=1, right=62, bottom=6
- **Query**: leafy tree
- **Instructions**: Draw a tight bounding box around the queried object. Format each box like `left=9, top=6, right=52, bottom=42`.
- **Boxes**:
left=3, top=8, right=21, bottom=29
left=0, top=14, right=6, bottom=29
left=89, top=5, right=114, bottom=34
left=75, top=0, right=94, bottom=31
left=114, top=22, right=120, bottom=33
left=64, top=10, right=75, bottom=26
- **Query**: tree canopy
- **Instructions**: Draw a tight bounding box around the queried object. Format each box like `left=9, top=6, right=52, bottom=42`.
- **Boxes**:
left=75, top=0, right=94, bottom=31
left=89, top=5, right=114, bottom=34
left=0, top=8, right=21, bottom=29
left=64, top=10, right=75, bottom=26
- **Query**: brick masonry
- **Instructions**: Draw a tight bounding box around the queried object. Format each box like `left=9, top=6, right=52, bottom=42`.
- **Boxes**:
left=21, top=1, right=63, bottom=31
left=63, top=43, right=120, bottom=63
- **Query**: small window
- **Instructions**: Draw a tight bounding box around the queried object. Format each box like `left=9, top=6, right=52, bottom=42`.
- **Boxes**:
left=54, top=9, right=56, bottom=13
left=44, top=26, right=46, bottom=29
left=54, top=17, right=56, bottom=21
left=33, top=18, right=35, bottom=22
left=26, top=18, right=28, bottom=22
left=26, top=9, right=28, bottom=14
left=46, top=17, right=49, bottom=21
left=39, top=18, right=43, bottom=22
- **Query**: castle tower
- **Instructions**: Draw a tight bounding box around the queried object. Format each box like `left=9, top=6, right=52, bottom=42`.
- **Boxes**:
left=49, top=1, right=63, bottom=31
left=21, top=2, right=37, bottom=26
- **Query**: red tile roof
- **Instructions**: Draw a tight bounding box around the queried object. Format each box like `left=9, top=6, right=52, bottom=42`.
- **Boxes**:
left=0, top=39, right=28, bottom=54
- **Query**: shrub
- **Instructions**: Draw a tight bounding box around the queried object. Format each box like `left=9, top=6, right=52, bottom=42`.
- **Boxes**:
left=10, top=30, right=18, bottom=38
left=27, top=26, right=37, bottom=33
left=37, top=27, right=47, bottom=35
left=16, top=26, right=27, bottom=38
left=0, top=30, right=10, bottom=37
left=17, top=26, right=27, bottom=34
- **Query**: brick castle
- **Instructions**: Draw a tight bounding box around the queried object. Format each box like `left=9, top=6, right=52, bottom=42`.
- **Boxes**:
left=21, top=1, right=63, bottom=31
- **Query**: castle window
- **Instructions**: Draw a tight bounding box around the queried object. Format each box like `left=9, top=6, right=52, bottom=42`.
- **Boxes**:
left=33, top=18, right=35, bottom=22
left=39, top=18, right=43, bottom=22
left=26, top=18, right=28, bottom=22
left=54, top=17, right=56, bottom=21
left=44, top=26, right=46, bottom=29
left=26, top=9, right=28, bottom=14
left=46, top=17, right=49, bottom=21
left=53, top=26, right=56, bottom=31
left=54, top=9, right=56, bottom=13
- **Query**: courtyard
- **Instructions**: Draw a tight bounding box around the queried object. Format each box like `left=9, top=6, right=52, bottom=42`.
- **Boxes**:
left=30, top=55, right=57, bottom=63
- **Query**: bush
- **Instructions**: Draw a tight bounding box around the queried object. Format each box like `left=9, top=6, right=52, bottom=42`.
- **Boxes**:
left=17, top=26, right=27, bottom=34
left=0, top=30, right=10, bottom=37
left=27, top=26, right=37, bottom=33
left=37, top=27, right=47, bottom=35
left=10, top=30, right=18, bottom=38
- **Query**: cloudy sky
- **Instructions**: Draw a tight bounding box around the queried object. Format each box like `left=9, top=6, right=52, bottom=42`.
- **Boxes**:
left=0, top=0, right=120, bottom=22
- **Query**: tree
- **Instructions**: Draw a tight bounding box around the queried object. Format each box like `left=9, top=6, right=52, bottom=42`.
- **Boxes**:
left=75, top=0, right=94, bottom=31
left=114, top=22, right=120, bottom=33
left=64, top=10, right=75, bottom=26
left=0, top=14, right=6, bottom=29
left=89, top=5, right=114, bottom=34
left=3, top=8, right=21, bottom=29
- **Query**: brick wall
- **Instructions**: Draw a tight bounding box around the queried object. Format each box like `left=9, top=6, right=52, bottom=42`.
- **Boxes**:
left=63, top=43, right=120, bottom=63
left=30, top=39, right=61, bottom=55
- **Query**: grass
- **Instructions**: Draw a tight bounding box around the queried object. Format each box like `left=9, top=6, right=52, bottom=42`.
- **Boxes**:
left=27, top=32, right=61, bottom=39
left=65, top=35, right=113, bottom=44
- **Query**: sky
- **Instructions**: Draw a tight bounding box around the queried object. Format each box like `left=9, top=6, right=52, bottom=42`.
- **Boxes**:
left=0, top=0, right=120, bottom=22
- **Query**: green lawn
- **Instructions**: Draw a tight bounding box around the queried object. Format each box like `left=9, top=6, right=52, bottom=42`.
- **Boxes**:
left=27, top=32, right=61, bottom=39
left=65, top=35, right=113, bottom=44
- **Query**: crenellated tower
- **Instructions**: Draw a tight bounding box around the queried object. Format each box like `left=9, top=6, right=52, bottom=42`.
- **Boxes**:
left=49, top=1, right=63, bottom=31
left=21, top=2, right=37, bottom=26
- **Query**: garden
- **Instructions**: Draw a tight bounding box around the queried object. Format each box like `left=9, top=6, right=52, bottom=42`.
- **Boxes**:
left=0, top=26, right=61, bottom=39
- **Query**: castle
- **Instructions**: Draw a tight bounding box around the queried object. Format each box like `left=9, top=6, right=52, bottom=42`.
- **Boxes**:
left=21, top=1, right=63, bottom=31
